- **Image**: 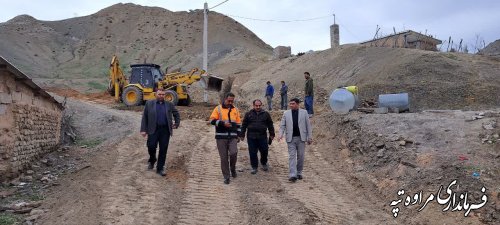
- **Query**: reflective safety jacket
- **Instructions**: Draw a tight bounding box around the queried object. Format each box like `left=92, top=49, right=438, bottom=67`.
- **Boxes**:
left=209, top=103, right=242, bottom=139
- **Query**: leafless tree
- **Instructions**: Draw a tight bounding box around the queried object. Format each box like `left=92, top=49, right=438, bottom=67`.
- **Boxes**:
left=474, top=34, right=485, bottom=53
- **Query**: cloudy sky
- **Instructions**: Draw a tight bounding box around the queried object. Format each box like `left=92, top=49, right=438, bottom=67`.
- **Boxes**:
left=1, top=0, right=499, bottom=53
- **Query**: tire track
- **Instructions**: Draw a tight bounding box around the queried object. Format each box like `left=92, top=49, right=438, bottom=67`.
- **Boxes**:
left=270, top=139, right=395, bottom=225
left=99, top=132, right=173, bottom=225
left=98, top=119, right=200, bottom=225
left=177, top=128, right=242, bottom=225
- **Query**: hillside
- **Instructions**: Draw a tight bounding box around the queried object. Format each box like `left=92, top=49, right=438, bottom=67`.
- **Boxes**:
left=0, top=3, right=272, bottom=91
left=237, top=45, right=500, bottom=111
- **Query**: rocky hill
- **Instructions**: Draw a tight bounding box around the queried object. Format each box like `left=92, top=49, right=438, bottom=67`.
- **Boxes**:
left=0, top=3, right=272, bottom=91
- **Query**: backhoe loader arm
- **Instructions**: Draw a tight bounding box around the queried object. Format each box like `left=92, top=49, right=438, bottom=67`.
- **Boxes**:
left=108, top=55, right=128, bottom=102
left=163, top=68, right=206, bottom=86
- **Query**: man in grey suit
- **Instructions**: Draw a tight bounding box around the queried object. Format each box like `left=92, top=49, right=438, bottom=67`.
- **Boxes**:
left=140, top=89, right=180, bottom=176
left=278, top=98, right=312, bottom=182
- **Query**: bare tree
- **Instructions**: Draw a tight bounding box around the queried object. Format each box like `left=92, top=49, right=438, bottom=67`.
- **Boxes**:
left=447, top=36, right=452, bottom=52
left=463, top=44, right=469, bottom=54
left=474, top=34, right=485, bottom=53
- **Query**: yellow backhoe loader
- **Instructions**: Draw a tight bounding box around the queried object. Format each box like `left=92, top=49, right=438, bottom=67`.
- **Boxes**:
left=107, top=55, right=223, bottom=106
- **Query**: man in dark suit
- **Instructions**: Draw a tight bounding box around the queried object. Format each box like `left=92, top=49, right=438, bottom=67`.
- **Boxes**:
left=140, top=89, right=180, bottom=176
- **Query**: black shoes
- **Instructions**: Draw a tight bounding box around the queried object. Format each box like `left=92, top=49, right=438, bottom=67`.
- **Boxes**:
left=288, top=177, right=297, bottom=182
left=262, top=164, right=269, bottom=171
left=148, top=162, right=154, bottom=170
left=297, top=175, right=303, bottom=180
left=231, top=170, right=237, bottom=178
left=251, top=168, right=258, bottom=174
left=224, top=178, right=230, bottom=184
left=157, top=169, right=166, bottom=176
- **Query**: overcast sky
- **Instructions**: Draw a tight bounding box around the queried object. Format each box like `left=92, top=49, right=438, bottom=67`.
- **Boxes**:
left=1, top=0, right=499, bottom=53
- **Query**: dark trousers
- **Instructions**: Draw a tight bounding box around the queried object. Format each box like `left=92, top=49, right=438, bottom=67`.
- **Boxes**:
left=216, top=138, right=238, bottom=179
left=147, top=126, right=170, bottom=171
left=247, top=137, right=269, bottom=169
left=305, top=96, right=314, bottom=115
left=281, top=94, right=288, bottom=110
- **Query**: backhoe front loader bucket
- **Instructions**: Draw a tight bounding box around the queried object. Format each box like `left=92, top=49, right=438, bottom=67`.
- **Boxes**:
left=206, top=75, right=224, bottom=92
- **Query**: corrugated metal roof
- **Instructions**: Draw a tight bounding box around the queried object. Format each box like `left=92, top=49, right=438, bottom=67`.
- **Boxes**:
left=0, top=55, right=64, bottom=110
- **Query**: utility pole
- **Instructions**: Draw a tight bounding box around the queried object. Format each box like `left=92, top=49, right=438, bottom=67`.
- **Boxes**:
left=203, top=2, right=208, bottom=103
left=202, top=1, right=228, bottom=103
left=203, top=2, right=208, bottom=71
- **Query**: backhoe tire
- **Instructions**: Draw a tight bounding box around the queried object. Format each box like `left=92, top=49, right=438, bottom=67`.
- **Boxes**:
left=164, top=90, right=179, bottom=105
left=178, top=95, right=192, bottom=106
left=122, top=86, right=143, bottom=106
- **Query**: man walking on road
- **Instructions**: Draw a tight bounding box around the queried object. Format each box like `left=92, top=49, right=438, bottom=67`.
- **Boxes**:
left=140, top=89, right=180, bottom=176
left=265, top=81, right=274, bottom=111
left=280, top=81, right=288, bottom=110
left=304, top=72, right=314, bottom=117
left=240, top=99, right=275, bottom=175
left=209, top=92, right=242, bottom=184
left=278, top=98, right=312, bottom=182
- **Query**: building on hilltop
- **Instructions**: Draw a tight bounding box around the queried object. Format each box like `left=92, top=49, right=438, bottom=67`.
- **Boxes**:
left=360, top=30, right=442, bottom=51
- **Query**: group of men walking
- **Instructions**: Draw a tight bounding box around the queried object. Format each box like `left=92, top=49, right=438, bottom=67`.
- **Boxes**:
left=140, top=72, right=314, bottom=184
left=264, top=72, right=314, bottom=118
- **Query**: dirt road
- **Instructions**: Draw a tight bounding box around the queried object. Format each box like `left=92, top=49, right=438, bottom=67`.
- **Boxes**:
left=36, top=99, right=395, bottom=225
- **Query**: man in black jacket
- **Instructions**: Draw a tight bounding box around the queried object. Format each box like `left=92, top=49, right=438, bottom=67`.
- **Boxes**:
left=140, top=89, right=180, bottom=176
left=240, top=99, right=275, bottom=174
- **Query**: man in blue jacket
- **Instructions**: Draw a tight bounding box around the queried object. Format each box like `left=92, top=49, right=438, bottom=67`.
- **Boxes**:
left=265, top=81, right=274, bottom=111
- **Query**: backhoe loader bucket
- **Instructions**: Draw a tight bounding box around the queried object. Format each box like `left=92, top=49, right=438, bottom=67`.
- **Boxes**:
left=205, top=75, right=224, bottom=92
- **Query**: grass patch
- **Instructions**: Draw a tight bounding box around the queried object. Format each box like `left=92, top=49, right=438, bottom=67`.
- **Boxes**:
left=444, top=53, right=458, bottom=60
left=0, top=214, right=18, bottom=225
left=76, top=138, right=103, bottom=148
left=28, top=193, right=45, bottom=201
left=87, top=81, right=107, bottom=91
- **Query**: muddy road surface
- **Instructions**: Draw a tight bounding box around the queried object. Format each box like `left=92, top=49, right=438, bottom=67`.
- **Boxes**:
left=35, top=99, right=395, bottom=225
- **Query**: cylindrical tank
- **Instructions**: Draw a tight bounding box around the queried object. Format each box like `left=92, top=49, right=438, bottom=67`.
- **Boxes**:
left=378, top=93, right=409, bottom=111
left=329, top=88, right=356, bottom=114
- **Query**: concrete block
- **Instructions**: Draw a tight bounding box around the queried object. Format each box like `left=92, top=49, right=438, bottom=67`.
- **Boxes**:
left=374, top=107, right=388, bottom=114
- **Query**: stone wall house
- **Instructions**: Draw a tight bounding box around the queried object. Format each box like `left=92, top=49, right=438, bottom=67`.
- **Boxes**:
left=360, top=30, right=442, bottom=51
left=0, top=56, right=64, bottom=181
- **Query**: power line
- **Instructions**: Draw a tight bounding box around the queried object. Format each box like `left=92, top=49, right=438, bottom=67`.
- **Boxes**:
left=224, top=14, right=333, bottom=23
left=336, top=18, right=361, bottom=40
left=209, top=0, right=229, bottom=9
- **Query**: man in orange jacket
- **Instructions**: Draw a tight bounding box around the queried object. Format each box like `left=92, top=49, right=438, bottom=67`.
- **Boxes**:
left=209, top=92, right=242, bottom=184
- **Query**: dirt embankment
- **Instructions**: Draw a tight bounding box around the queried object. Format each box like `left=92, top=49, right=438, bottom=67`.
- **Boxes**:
left=311, top=109, right=499, bottom=224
